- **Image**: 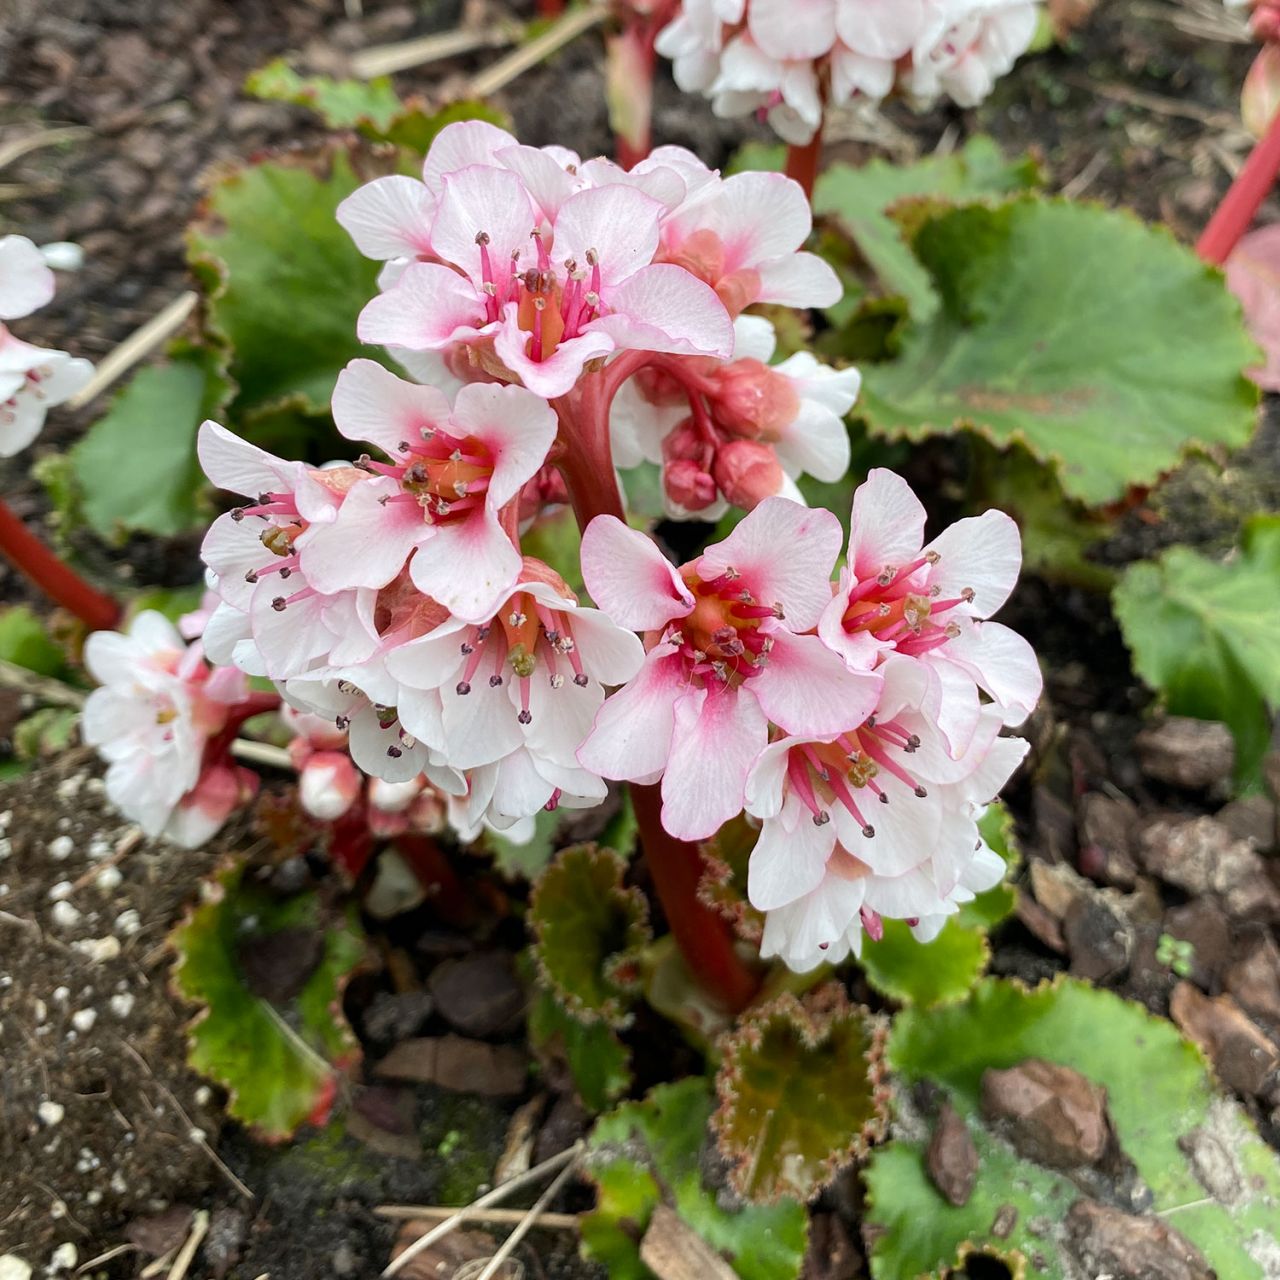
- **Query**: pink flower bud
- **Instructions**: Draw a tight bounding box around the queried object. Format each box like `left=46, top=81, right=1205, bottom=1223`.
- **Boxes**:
left=299, top=751, right=362, bottom=822
left=661, top=417, right=713, bottom=465
left=665, top=458, right=719, bottom=511
left=1244, top=42, right=1280, bottom=137
left=713, top=360, right=801, bottom=441
left=711, top=440, right=784, bottom=510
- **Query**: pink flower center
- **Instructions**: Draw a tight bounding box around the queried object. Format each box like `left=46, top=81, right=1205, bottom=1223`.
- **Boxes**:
left=453, top=587, right=589, bottom=724
left=475, top=229, right=604, bottom=361
left=783, top=724, right=930, bottom=839
left=0, top=362, right=55, bottom=423
left=667, top=565, right=781, bottom=688
left=361, top=429, right=496, bottom=524
left=840, top=551, right=973, bottom=657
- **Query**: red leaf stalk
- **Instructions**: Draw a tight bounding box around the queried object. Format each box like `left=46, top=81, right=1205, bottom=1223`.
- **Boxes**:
left=1198, top=103, right=1280, bottom=265
left=0, top=495, right=121, bottom=632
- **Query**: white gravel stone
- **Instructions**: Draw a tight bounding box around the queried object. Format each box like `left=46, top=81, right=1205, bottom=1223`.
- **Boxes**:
left=46, top=835, right=74, bottom=861
left=36, top=1100, right=64, bottom=1127
left=49, top=901, right=81, bottom=929
left=71, top=1009, right=96, bottom=1033
left=0, top=1256, right=32, bottom=1280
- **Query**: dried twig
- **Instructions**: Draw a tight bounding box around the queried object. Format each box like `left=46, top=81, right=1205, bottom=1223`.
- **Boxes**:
left=0, top=657, right=86, bottom=708
left=67, top=291, right=198, bottom=410
left=165, top=1211, right=209, bottom=1280
left=474, top=1157, right=580, bottom=1280
left=469, top=6, right=608, bottom=99
left=0, top=126, right=91, bottom=172
left=351, top=26, right=522, bottom=79
left=382, top=1143, right=582, bottom=1278
left=229, top=739, right=294, bottom=771
left=75, top=1244, right=137, bottom=1274
left=376, top=1205, right=580, bottom=1229
left=1060, top=72, right=1241, bottom=130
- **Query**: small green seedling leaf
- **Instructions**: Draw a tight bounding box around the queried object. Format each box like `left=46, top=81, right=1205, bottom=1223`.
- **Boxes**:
left=813, top=136, right=1041, bottom=319
left=856, top=197, right=1260, bottom=507
left=529, top=843, right=651, bottom=1029
left=713, top=987, right=888, bottom=1203
left=865, top=977, right=1280, bottom=1279
left=171, top=860, right=365, bottom=1140
left=582, top=1078, right=809, bottom=1280
left=1114, top=515, right=1280, bottom=789
left=187, top=143, right=389, bottom=419
left=527, top=985, right=632, bottom=1113
left=72, top=354, right=227, bottom=539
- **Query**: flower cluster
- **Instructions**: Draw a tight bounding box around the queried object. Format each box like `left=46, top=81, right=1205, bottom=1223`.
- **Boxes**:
left=82, top=611, right=259, bottom=847
left=581, top=469, right=1040, bottom=969
left=0, top=235, right=93, bottom=457
left=655, top=0, right=1043, bottom=143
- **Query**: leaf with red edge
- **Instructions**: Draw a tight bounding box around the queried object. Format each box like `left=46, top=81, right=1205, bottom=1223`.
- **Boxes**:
left=1226, top=224, right=1280, bottom=390
left=713, top=986, right=889, bottom=1203
left=171, top=859, right=365, bottom=1140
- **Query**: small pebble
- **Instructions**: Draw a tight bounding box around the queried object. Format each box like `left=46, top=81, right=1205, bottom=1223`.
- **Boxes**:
left=0, top=1257, right=32, bottom=1280
left=47, top=835, right=74, bottom=861
left=71, top=936, right=121, bottom=963
left=49, top=1242, right=77, bottom=1273
left=114, top=908, right=141, bottom=936
left=71, top=1009, right=97, bottom=1033
left=95, top=866, right=123, bottom=892
left=109, top=993, right=134, bottom=1019
left=48, top=881, right=73, bottom=902
left=37, top=1100, right=65, bottom=1127
left=50, top=901, right=81, bottom=929
left=51, top=986, right=69, bottom=1003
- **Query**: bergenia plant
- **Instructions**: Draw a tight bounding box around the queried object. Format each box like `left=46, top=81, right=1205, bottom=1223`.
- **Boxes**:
left=77, top=120, right=1039, bottom=1007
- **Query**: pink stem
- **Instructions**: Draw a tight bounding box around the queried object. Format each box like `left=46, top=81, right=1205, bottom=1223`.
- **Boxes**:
left=1198, top=103, right=1280, bottom=264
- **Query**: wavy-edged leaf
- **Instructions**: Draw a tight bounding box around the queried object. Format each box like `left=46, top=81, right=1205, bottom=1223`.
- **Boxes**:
left=582, top=1078, right=809, bottom=1280
left=857, top=197, right=1260, bottom=506
left=814, top=136, right=1041, bottom=319
left=529, top=843, right=651, bottom=1029
left=865, top=977, right=1280, bottom=1279
left=187, top=143, right=390, bottom=418
left=1114, top=515, right=1280, bottom=788
left=0, top=605, right=70, bottom=678
left=171, top=860, right=365, bottom=1140
left=713, top=987, right=888, bottom=1203
left=245, top=59, right=404, bottom=130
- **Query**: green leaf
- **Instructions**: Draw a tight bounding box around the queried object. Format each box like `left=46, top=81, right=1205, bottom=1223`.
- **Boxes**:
left=71, top=356, right=222, bottom=539
left=485, top=806, right=561, bottom=879
left=530, top=843, right=651, bottom=1029
left=855, top=197, right=1260, bottom=506
left=187, top=144, right=389, bottom=418
left=582, top=1079, right=809, bottom=1280
left=245, top=59, right=404, bottom=130
left=726, top=142, right=786, bottom=175
left=0, top=606, right=69, bottom=678
left=527, top=985, right=632, bottom=1112
left=866, top=977, right=1280, bottom=1280
left=713, top=988, right=888, bottom=1203
left=15, top=706, right=78, bottom=760
left=813, top=136, right=1041, bottom=319
left=171, top=861, right=365, bottom=1140
left=1113, top=515, right=1280, bottom=788
left=374, top=100, right=510, bottom=154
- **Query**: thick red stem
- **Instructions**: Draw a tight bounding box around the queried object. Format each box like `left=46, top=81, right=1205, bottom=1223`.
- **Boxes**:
left=1198, top=104, right=1280, bottom=264
left=554, top=360, right=762, bottom=1013
left=785, top=132, right=824, bottom=202
left=537, top=0, right=565, bottom=16
left=0, top=495, right=121, bottom=632
left=630, top=782, right=761, bottom=1012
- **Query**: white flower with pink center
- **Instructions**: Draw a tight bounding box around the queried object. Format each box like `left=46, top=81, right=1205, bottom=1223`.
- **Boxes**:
left=746, top=656, right=1030, bottom=970
left=818, top=468, right=1042, bottom=757
left=0, top=327, right=93, bottom=457
left=197, top=421, right=379, bottom=680
left=357, top=154, right=734, bottom=399
left=905, top=0, right=1041, bottom=107
left=578, top=498, right=882, bottom=841
left=385, top=561, right=645, bottom=828
left=82, top=611, right=251, bottom=844
left=297, top=361, right=556, bottom=623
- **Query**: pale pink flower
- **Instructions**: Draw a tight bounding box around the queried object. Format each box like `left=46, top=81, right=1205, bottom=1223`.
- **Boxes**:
left=197, top=421, right=376, bottom=680
left=385, top=561, right=645, bottom=828
left=905, top=0, right=1040, bottom=106
left=819, top=468, right=1041, bottom=758
left=357, top=158, right=733, bottom=398
left=0, top=327, right=93, bottom=457
left=82, top=611, right=250, bottom=844
left=746, top=656, right=1029, bottom=970
left=297, top=361, right=556, bottom=623
left=298, top=750, right=364, bottom=822
left=165, top=763, right=260, bottom=849
left=0, top=235, right=56, bottom=320
left=578, top=498, right=882, bottom=840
